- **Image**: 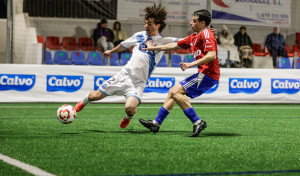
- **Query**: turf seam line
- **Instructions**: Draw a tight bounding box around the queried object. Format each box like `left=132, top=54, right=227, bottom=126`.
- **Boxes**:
left=0, top=153, right=56, bottom=176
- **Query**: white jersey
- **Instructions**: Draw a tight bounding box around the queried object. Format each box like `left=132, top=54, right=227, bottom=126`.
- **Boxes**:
left=98, top=31, right=178, bottom=102
left=120, top=31, right=178, bottom=85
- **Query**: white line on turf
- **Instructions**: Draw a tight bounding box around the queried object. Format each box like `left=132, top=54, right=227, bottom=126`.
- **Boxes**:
left=0, top=153, right=56, bottom=176
left=0, top=106, right=299, bottom=109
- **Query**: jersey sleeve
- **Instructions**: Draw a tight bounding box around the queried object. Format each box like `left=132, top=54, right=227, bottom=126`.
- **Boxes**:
left=120, top=32, right=138, bottom=49
left=203, top=32, right=217, bottom=52
left=177, top=36, right=190, bottom=49
left=159, top=37, right=179, bottom=45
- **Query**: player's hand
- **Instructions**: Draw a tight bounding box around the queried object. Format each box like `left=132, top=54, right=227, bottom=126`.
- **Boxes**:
left=210, top=27, right=218, bottom=37
left=103, top=50, right=112, bottom=57
left=179, top=62, right=194, bottom=71
left=143, top=40, right=157, bottom=51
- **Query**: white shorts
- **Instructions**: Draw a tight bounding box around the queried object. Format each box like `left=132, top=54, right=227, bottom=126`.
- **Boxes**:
left=98, top=71, right=145, bottom=103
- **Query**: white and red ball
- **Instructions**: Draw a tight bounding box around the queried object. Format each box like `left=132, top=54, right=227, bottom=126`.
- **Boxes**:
left=57, top=104, right=76, bottom=124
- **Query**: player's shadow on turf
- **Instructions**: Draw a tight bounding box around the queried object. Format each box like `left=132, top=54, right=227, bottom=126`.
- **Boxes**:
left=202, top=132, right=241, bottom=137
left=61, top=133, right=80, bottom=135
left=158, top=131, right=241, bottom=137
left=86, top=129, right=149, bottom=134
left=85, top=130, right=106, bottom=133
left=85, top=130, right=241, bottom=137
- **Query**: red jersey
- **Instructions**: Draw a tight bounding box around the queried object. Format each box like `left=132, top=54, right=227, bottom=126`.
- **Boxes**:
left=177, top=28, right=220, bottom=81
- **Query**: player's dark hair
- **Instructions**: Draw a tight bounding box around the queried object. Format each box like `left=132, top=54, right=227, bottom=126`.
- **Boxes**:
left=144, top=3, right=167, bottom=33
left=193, top=9, right=211, bottom=26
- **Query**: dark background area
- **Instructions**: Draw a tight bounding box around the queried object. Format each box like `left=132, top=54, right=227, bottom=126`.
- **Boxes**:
left=23, top=0, right=117, bottom=19
left=0, top=0, right=7, bottom=18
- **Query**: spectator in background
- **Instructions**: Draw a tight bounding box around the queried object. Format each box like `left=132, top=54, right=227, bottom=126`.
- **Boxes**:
left=112, top=21, right=128, bottom=46
left=219, top=25, right=240, bottom=67
left=92, top=19, right=114, bottom=51
left=234, top=26, right=253, bottom=68
left=265, top=26, right=288, bottom=68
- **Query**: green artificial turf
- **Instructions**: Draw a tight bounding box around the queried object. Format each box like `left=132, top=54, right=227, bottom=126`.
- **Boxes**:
left=0, top=103, right=299, bottom=176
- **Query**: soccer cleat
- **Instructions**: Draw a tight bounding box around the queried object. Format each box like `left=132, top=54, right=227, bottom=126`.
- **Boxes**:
left=74, top=100, right=85, bottom=112
left=139, top=119, right=160, bottom=133
left=120, top=117, right=131, bottom=128
left=189, top=120, right=207, bottom=137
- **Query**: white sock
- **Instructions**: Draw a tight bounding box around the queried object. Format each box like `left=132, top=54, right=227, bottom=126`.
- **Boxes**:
left=83, top=97, right=90, bottom=105
left=125, top=114, right=134, bottom=120
left=153, top=120, right=160, bottom=127
left=193, top=120, right=201, bottom=125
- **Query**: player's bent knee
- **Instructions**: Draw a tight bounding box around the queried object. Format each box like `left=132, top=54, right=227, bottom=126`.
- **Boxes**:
left=170, top=88, right=185, bottom=101
left=169, top=88, right=179, bottom=98
left=168, top=87, right=176, bottom=97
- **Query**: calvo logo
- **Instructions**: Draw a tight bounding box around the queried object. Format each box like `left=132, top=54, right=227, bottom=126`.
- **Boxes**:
left=0, top=74, right=35, bottom=91
left=94, top=76, right=174, bottom=93
left=47, top=75, right=83, bottom=92
left=229, top=78, right=261, bottom=94
left=271, top=79, right=300, bottom=94
left=145, top=77, right=175, bottom=93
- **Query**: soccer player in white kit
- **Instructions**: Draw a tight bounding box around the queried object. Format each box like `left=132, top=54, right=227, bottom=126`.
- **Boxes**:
left=75, top=3, right=178, bottom=128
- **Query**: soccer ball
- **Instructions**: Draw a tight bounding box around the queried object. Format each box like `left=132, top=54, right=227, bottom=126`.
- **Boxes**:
left=57, top=104, right=76, bottom=124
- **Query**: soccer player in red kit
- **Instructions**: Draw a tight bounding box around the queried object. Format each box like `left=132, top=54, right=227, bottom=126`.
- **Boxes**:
left=140, top=9, right=220, bottom=137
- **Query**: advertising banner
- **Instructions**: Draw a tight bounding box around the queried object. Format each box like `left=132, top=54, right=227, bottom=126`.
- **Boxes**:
left=212, top=0, right=291, bottom=27
left=117, top=0, right=291, bottom=26
left=117, top=0, right=207, bottom=22
left=0, top=64, right=299, bottom=103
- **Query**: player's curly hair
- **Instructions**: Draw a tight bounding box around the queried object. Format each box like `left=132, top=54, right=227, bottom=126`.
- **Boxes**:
left=144, top=3, right=167, bottom=33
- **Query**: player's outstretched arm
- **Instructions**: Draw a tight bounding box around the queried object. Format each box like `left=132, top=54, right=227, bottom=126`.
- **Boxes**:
left=103, top=44, right=126, bottom=57
left=179, top=51, right=216, bottom=71
left=143, top=42, right=181, bottom=51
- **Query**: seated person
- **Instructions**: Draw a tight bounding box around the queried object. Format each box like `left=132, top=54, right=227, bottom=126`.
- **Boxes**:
left=112, top=21, right=128, bottom=46
left=234, top=26, right=253, bottom=68
left=92, top=19, right=114, bottom=51
left=219, top=25, right=240, bottom=67
left=265, top=26, right=288, bottom=68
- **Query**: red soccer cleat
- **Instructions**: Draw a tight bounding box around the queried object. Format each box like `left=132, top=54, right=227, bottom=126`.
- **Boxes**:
left=120, top=117, right=131, bottom=128
left=74, top=100, right=85, bottom=112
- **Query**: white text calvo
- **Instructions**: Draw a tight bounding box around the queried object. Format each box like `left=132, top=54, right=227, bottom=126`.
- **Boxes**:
left=147, top=79, right=173, bottom=88
left=0, top=75, right=33, bottom=86
left=230, top=79, right=260, bottom=89
left=273, top=80, right=300, bottom=89
left=48, top=77, right=81, bottom=87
